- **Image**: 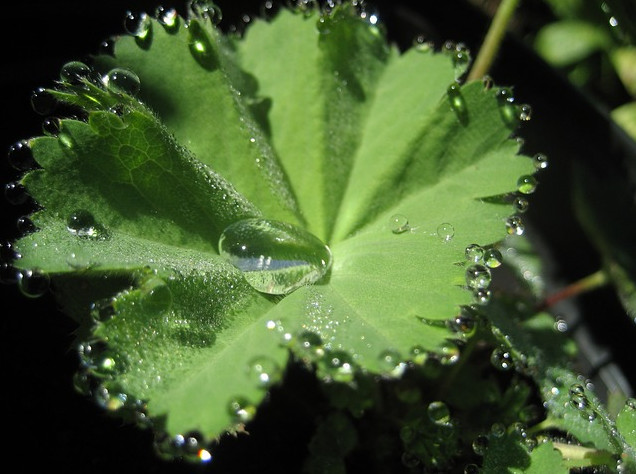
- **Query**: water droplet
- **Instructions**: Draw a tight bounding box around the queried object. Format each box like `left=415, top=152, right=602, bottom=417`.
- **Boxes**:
left=124, top=11, right=153, bottom=48
left=42, top=117, right=61, bottom=137
left=378, top=349, right=405, bottom=375
left=295, top=331, right=324, bottom=359
left=322, top=350, right=354, bottom=383
left=31, top=87, right=57, bottom=115
left=465, top=244, right=484, bottom=263
left=532, top=153, right=549, bottom=170
left=90, top=298, right=116, bottom=322
left=389, top=214, right=410, bottom=234
left=464, top=464, right=480, bottom=474
left=519, top=104, right=532, bottom=121
left=187, top=19, right=217, bottom=70
left=67, top=209, right=109, bottom=240
left=155, top=6, right=180, bottom=33
left=409, top=345, right=428, bottom=365
left=190, top=0, right=223, bottom=24
left=519, top=405, right=541, bottom=424
left=140, top=276, right=173, bottom=314
left=496, top=88, right=518, bottom=129
left=437, top=222, right=455, bottom=242
left=473, top=288, right=491, bottom=305
left=247, top=356, right=280, bottom=388
left=427, top=401, right=450, bottom=425
left=472, top=435, right=489, bottom=455
left=78, top=340, right=124, bottom=376
left=447, top=83, right=468, bottom=124
left=554, top=319, right=568, bottom=333
left=218, top=218, right=332, bottom=295
left=413, top=35, right=433, bottom=52
left=505, top=216, right=525, bottom=236
left=7, top=139, right=37, bottom=171
left=401, top=452, right=420, bottom=469
left=103, top=68, right=141, bottom=96
left=465, top=264, right=491, bottom=289
left=17, top=216, right=36, bottom=235
left=4, top=181, right=28, bottom=205
left=483, top=248, right=502, bottom=268
left=517, top=175, right=538, bottom=194
left=513, top=196, right=529, bottom=213
left=60, top=61, right=93, bottom=85
left=17, top=268, right=50, bottom=298
left=440, top=341, right=460, bottom=365
left=227, top=397, right=256, bottom=423
left=448, top=313, right=477, bottom=337
left=625, top=398, right=636, bottom=410
left=490, top=422, right=505, bottom=437
left=491, top=347, right=513, bottom=371
left=58, top=131, right=76, bottom=151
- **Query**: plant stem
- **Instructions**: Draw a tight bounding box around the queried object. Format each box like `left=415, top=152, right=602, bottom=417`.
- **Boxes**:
left=466, top=0, right=521, bottom=81
left=537, top=269, right=610, bottom=311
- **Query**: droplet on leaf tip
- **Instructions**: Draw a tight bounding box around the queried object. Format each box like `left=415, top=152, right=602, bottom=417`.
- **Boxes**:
left=17, top=268, right=50, bottom=298
left=517, top=175, right=537, bottom=194
left=124, top=11, right=153, bottom=48
left=103, top=68, right=141, bottom=96
left=155, top=6, right=180, bottom=32
left=465, top=244, right=483, bottom=263
left=533, top=153, right=548, bottom=170
left=31, top=87, right=57, bottom=115
left=505, top=216, right=525, bottom=236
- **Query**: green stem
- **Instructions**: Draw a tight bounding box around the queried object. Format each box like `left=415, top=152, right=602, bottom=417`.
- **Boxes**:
left=466, top=0, right=521, bottom=81
left=537, top=269, right=610, bottom=311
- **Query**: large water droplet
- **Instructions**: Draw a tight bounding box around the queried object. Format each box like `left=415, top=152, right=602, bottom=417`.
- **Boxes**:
left=103, top=68, right=141, bottom=96
left=322, top=350, right=354, bottom=383
left=389, top=214, right=410, bottom=234
left=218, top=218, right=332, bottom=295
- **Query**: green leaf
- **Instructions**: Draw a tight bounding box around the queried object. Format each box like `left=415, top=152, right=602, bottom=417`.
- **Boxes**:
left=617, top=399, right=636, bottom=449
left=481, top=431, right=568, bottom=474
left=534, top=20, right=613, bottom=67
left=11, top=5, right=536, bottom=447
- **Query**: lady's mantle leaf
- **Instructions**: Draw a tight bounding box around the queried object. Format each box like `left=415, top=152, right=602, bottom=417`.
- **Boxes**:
left=12, top=5, right=536, bottom=443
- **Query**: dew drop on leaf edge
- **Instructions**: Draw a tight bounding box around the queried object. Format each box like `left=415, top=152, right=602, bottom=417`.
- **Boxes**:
left=218, top=218, right=332, bottom=295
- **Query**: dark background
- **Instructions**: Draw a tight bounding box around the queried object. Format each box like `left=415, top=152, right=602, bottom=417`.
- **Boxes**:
left=2, top=1, right=635, bottom=473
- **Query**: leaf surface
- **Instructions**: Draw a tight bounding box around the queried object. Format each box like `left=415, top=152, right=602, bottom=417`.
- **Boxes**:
left=12, top=5, right=536, bottom=442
